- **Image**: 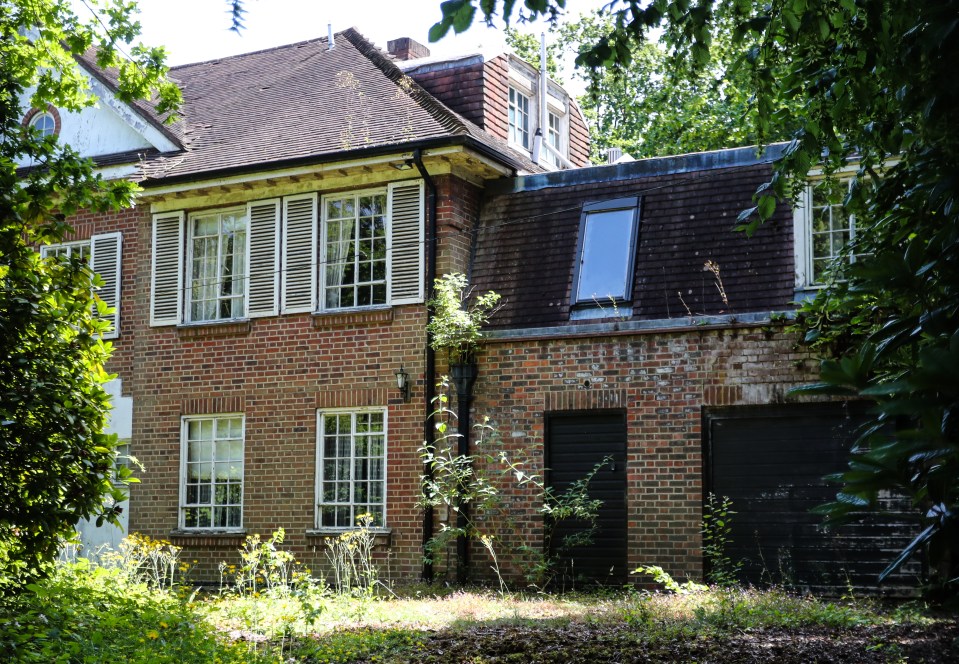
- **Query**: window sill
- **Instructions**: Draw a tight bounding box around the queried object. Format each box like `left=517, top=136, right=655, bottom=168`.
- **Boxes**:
left=312, top=307, right=392, bottom=329
left=570, top=304, right=633, bottom=321
left=169, top=529, right=248, bottom=546
left=177, top=319, right=252, bottom=339
left=305, top=528, right=392, bottom=546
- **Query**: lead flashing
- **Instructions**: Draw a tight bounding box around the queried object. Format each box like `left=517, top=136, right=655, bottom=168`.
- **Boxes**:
left=484, top=310, right=796, bottom=342
left=487, top=143, right=790, bottom=196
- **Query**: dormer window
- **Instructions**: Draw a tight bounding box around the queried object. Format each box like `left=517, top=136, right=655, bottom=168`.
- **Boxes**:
left=508, top=86, right=530, bottom=149
left=794, top=177, right=867, bottom=289
left=571, top=197, right=641, bottom=305
left=545, top=110, right=563, bottom=168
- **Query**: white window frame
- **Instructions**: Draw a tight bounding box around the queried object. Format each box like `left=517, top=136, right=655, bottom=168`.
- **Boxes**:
left=179, top=414, right=245, bottom=531
left=185, top=206, right=248, bottom=323
left=151, top=182, right=424, bottom=326
left=794, top=177, right=858, bottom=290
left=544, top=109, right=565, bottom=168
left=41, top=238, right=91, bottom=262
left=318, top=188, right=389, bottom=312
left=29, top=111, right=56, bottom=137
left=41, top=233, right=122, bottom=339
left=315, top=408, right=388, bottom=531
left=508, top=86, right=531, bottom=150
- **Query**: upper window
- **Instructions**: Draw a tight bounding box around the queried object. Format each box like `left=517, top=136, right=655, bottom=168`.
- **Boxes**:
left=41, top=233, right=122, bottom=339
left=508, top=87, right=530, bottom=150
left=187, top=208, right=247, bottom=322
left=571, top=197, right=641, bottom=305
left=180, top=415, right=244, bottom=530
left=321, top=191, right=387, bottom=310
left=150, top=181, right=424, bottom=327
left=30, top=111, right=56, bottom=137
left=42, top=239, right=91, bottom=264
left=544, top=110, right=563, bottom=168
left=316, top=409, right=386, bottom=529
left=796, top=178, right=866, bottom=288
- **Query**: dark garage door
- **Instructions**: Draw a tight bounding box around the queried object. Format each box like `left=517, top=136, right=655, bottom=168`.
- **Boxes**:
left=546, top=411, right=628, bottom=584
left=706, top=404, right=920, bottom=594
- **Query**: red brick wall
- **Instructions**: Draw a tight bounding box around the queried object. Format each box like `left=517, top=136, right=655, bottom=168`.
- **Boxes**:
left=435, top=174, right=481, bottom=275
left=445, top=324, right=820, bottom=584
left=128, top=306, right=429, bottom=581
left=118, top=174, right=484, bottom=582
left=407, top=60, right=488, bottom=130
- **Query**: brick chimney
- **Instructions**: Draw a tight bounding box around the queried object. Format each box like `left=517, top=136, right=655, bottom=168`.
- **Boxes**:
left=387, top=37, right=430, bottom=61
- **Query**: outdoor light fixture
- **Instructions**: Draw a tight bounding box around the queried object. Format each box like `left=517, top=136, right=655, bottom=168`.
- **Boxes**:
left=391, top=158, right=414, bottom=171
left=395, top=366, right=411, bottom=402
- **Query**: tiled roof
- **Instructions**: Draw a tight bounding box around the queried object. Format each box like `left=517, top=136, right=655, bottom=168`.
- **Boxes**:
left=471, top=147, right=796, bottom=329
left=90, top=28, right=537, bottom=182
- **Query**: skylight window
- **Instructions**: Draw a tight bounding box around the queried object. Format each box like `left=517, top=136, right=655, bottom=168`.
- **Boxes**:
left=571, top=197, right=641, bottom=305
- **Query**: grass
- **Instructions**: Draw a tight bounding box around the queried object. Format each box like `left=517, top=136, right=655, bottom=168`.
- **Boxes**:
left=0, top=536, right=951, bottom=663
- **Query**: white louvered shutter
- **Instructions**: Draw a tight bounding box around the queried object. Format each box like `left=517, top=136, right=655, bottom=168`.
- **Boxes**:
left=388, top=180, right=424, bottom=305
left=281, top=193, right=317, bottom=313
left=150, top=211, right=184, bottom=326
left=90, top=232, right=121, bottom=339
left=246, top=199, right=280, bottom=318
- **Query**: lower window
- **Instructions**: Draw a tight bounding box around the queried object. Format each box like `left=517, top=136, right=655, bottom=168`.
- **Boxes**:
left=181, top=415, right=244, bottom=529
left=316, top=409, right=386, bottom=528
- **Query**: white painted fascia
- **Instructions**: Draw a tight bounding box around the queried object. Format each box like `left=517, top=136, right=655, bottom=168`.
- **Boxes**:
left=95, top=163, right=140, bottom=180
left=83, top=71, right=179, bottom=153
left=141, top=146, right=511, bottom=200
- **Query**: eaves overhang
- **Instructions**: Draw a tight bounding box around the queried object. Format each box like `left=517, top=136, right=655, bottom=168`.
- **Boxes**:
left=139, top=134, right=525, bottom=190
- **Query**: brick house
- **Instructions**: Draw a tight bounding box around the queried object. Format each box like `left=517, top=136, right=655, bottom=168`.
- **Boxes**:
left=467, top=148, right=917, bottom=592
left=26, top=28, right=914, bottom=591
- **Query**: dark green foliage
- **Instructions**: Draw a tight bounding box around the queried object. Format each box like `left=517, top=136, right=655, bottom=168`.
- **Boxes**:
left=433, top=0, right=959, bottom=599
left=1, top=0, right=179, bottom=590
left=0, top=559, right=256, bottom=663
left=420, top=381, right=606, bottom=587
left=550, top=8, right=797, bottom=162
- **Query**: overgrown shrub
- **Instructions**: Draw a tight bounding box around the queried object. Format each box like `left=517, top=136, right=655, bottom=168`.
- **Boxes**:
left=701, top=494, right=743, bottom=587
left=0, top=558, right=256, bottom=663
left=324, top=514, right=388, bottom=597
left=420, top=380, right=608, bottom=588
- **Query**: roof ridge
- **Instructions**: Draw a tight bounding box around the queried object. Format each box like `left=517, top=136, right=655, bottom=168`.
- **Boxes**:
left=339, top=28, right=468, bottom=138
left=170, top=34, right=334, bottom=71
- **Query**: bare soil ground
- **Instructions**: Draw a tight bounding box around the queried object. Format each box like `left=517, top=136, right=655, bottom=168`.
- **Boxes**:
left=383, top=621, right=959, bottom=663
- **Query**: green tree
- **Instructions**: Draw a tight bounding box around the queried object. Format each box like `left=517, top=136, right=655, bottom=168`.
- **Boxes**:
left=504, top=7, right=800, bottom=162
left=432, top=0, right=959, bottom=597
left=504, top=27, right=560, bottom=78
left=555, top=9, right=797, bottom=161
left=1, top=0, right=179, bottom=589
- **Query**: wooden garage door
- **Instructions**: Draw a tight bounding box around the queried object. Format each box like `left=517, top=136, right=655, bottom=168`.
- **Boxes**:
left=705, top=404, right=920, bottom=594
left=546, top=411, right=628, bottom=584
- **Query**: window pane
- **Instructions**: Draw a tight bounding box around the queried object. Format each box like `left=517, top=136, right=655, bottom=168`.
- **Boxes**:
left=188, top=210, right=247, bottom=322
left=181, top=416, right=243, bottom=529
left=576, top=208, right=636, bottom=302
left=809, top=179, right=855, bottom=285
left=317, top=410, right=386, bottom=529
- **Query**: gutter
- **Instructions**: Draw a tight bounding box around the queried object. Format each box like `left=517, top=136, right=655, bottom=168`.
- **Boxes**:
left=139, top=135, right=522, bottom=189
left=412, top=148, right=437, bottom=582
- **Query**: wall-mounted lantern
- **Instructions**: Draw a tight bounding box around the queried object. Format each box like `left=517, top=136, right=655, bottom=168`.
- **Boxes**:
left=395, top=366, right=411, bottom=402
